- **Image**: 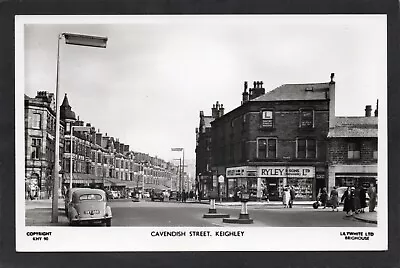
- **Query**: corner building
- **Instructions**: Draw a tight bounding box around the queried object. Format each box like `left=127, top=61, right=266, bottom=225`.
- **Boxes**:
left=211, top=76, right=335, bottom=201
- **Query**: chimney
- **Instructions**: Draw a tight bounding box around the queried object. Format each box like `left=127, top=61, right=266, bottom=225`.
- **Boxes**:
left=115, top=139, right=120, bottom=153
left=329, top=73, right=336, bottom=129
left=219, top=104, right=225, bottom=117
left=242, top=81, right=249, bottom=104
left=374, top=99, right=378, bottom=117
left=365, top=105, right=372, bottom=117
left=250, top=80, right=265, bottom=100
left=211, top=103, right=218, bottom=118
left=95, top=132, right=102, bottom=146
left=200, top=111, right=204, bottom=117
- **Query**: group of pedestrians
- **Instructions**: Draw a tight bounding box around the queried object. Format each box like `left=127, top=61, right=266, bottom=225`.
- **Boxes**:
left=341, top=183, right=377, bottom=217
left=282, top=185, right=296, bottom=208
left=177, top=190, right=195, bottom=202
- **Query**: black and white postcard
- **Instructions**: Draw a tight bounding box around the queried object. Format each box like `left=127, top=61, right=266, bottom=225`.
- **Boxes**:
left=16, top=15, right=387, bottom=251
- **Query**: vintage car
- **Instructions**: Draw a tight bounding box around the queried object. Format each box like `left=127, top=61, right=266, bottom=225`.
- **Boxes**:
left=67, top=188, right=112, bottom=226
left=64, top=187, right=85, bottom=215
left=150, top=190, right=165, bottom=201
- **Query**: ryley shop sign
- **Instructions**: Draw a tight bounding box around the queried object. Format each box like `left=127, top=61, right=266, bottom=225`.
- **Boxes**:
left=258, top=166, right=315, bottom=178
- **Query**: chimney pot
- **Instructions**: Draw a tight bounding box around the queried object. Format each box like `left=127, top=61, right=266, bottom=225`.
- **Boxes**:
left=244, top=81, right=248, bottom=92
left=330, top=73, right=335, bottom=83
left=365, top=105, right=372, bottom=117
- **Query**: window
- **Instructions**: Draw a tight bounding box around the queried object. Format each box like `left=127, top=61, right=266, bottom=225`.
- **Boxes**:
left=372, top=141, right=378, bottom=160
left=32, top=113, right=41, bottom=129
left=348, top=142, right=361, bottom=159
left=299, top=109, right=314, bottom=128
left=31, top=138, right=41, bottom=159
left=79, top=194, right=103, bottom=201
left=66, top=122, right=71, bottom=133
left=257, top=138, right=277, bottom=159
left=297, top=138, right=316, bottom=159
left=261, top=110, right=274, bottom=128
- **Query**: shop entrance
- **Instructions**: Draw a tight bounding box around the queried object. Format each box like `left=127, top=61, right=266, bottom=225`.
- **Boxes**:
left=266, top=178, right=282, bottom=201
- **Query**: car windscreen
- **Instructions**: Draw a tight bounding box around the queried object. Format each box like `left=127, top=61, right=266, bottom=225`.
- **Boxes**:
left=78, top=194, right=103, bottom=201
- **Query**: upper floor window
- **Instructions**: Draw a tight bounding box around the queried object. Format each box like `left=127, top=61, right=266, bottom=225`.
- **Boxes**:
left=348, top=141, right=361, bottom=160
left=66, top=122, right=71, bottom=133
left=261, top=110, right=274, bottom=128
left=299, top=109, right=314, bottom=129
left=257, top=138, right=277, bottom=159
left=297, top=138, right=316, bottom=159
left=31, top=138, right=41, bottom=159
left=32, top=113, right=41, bottom=129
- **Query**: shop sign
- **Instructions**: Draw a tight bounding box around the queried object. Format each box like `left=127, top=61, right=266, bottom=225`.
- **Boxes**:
left=218, top=175, right=224, bottom=183
left=258, top=166, right=315, bottom=178
left=226, top=166, right=258, bottom=178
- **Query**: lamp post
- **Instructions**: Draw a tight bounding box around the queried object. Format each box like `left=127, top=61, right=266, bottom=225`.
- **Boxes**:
left=173, top=158, right=182, bottom=192
left=171, top=148, right=184, bottom=191
left=51, top=33, right=108, bottom=223
left=69, top=126, right=91, bottom=190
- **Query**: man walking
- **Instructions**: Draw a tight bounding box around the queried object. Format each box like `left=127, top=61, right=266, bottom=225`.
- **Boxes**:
left=289, top=186, right=296, bottom=208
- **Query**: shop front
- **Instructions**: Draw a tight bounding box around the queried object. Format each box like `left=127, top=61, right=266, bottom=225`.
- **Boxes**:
left=328, top=165, right=378, bottom=192
left=226, top=166, right=258, bottom=201
left=258, top=166, right=315, bottom=201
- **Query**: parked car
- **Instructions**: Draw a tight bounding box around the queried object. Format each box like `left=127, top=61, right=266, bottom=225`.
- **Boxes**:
left=169, top=191, right=178, bottom=200
left=142, top=192, right=150, bottom=198
left=64, top=187, right=85, bottom=215
left=67, top=188, right=112, bottom=226
left=150, top=190, right=165, bottom=201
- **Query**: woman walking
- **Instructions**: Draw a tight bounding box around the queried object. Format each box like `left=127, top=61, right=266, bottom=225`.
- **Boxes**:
left=282, top=186, right=290, bottom=208
left=359, top=186, right=367, bottom=213
left=341, top=187, right=355, bottom=216
left=319, top=187, right=328, bottom=209
left=367, top=183, right=377, bottom=212
left=354, top=185, right=362, bottom=214
left=330, top=186, right=339, bottom=212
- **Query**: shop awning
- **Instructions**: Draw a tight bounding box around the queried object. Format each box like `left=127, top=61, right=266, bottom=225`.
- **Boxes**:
left=63, top=173, right=103, bottom=184
left=104, top=178, right=127, bottom=187
left=144, top=184, right=169, bottom=191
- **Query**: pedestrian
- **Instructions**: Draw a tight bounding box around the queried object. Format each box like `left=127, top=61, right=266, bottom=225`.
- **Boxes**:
left=354, top=184, right=362, bottom=214
left=319, top=187, right=328, bottom=209
left=367, top=183, right=377, bottom=212
left=289, top=186, right=296, bottom=208
left=330, top=186, right=339, bottom=211
left=282, top=186, right=290, bottom=208
left=341, top=186, right=355, bottom=216
left=359, top=185, right=367, bottom=213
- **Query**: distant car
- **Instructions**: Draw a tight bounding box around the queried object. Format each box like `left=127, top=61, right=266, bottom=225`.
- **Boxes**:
left=142, top=192, right=150, bottom=198
left=169, top=191, right=178, bottom=200
left=67, top=188, right=112, bottom=226
left=150, top=190, right=164, bottom=201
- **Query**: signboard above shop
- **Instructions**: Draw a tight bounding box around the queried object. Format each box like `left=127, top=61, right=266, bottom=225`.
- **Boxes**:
left=226, top=166, right=257, bottom=178
left=258, top=166, right=315, bottom=178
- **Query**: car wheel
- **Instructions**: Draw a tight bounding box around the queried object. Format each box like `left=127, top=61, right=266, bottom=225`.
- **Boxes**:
left=106, top=218, right=111, bottom=227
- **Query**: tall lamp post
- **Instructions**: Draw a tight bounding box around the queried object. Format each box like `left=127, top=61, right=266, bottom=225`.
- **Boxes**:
left=173, top=158, right=182, bottom=192
left=171, top=148, right=184, bottom=191
left=52, top=33, right=108, bottom=223
left=69, top=126, right=91, bottom=190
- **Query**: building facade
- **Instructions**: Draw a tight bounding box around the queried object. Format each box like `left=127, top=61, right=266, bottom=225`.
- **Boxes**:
left=327, top=104, right=378, bottom=191
left=25, top=92, right=65, bottom=198
left=25, top=91, right=178, bottom=198
left=208, top=75, right=336, bottom=201
left=195, top=102, right=224, bottom=197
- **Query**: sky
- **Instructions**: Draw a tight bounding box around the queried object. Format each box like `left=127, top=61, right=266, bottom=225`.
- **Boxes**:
left=23, top=15, right=386, bottom=167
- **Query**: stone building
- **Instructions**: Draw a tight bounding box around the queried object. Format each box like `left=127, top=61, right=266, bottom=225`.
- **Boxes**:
left=24, top=91, right=65, bottom=198
left=195, top=101, right=224, bottom=197
left=327, top=103, right=378, bottom=190
left=209, top=74, right=335, bottom=201
left=25, top=91, right=178, bottom=198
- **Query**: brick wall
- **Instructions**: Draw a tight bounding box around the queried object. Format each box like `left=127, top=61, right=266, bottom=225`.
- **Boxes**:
left=329, top=137, right=378, bottom=165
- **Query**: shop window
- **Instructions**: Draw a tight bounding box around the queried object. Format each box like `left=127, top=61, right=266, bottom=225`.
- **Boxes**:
left=32, top=113, right=41, bottom=129
left=299, top=109, right=314, bottom=129
left=261, top=110, right=274, bottom=128
left=348, top=142, right=361, bottom=159
left=31, top=138, right=41, bottom=159
left=257, top=138, right=277, bottom=159
left=296, top=138, right=316, bottom=159
left=372, top=140, right=378, bottom=160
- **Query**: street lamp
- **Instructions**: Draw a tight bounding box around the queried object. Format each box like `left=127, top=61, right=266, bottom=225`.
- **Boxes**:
left=173, top=158, right=182, bottom=192
left=69, top=126, right=91, bottom=190
left=52, top=32, right=108, bottom=223
left=171, top=148, right=184, bottom=191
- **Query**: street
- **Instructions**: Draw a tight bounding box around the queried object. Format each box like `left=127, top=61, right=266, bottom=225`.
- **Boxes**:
left=25, top=199, right=376, bottom=227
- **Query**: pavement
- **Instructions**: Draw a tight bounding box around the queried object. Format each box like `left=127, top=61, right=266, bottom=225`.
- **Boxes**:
left=25, top=198, right=69, bottom=226
left=352, top=209, right=378, bottom=224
